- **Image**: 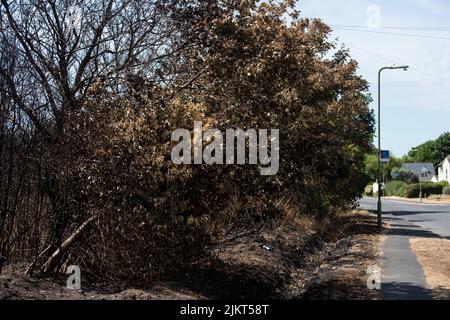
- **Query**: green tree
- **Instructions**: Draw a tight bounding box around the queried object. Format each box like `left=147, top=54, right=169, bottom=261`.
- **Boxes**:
left=405, top=132, right=450, bottom=167
left=364, top=151, right=402, bottom=182
left=364, top=153, right=379, bottom=181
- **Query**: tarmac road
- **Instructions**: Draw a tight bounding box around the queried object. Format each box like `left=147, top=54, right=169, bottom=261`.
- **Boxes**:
left=359, top=197, right=450, bottom=238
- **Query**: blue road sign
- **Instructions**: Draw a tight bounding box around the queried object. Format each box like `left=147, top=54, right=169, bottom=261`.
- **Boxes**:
left=380, top=150, right=390, bottom=163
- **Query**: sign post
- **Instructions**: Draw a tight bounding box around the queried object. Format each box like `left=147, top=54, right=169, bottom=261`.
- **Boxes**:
left=378, top=150, right=390, bottom=229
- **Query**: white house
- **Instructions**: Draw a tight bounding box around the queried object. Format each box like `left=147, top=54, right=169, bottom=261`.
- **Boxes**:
left=438, top=155, right=450, bottom=184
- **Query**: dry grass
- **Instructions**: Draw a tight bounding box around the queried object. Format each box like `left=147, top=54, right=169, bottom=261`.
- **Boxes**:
left=410, top=238, right=450, bottom=299
left=427, top=195, right=450, bottom=202
left=301, top=210, right=383, bottom=300
left=0, top=210, right=383, bottom=300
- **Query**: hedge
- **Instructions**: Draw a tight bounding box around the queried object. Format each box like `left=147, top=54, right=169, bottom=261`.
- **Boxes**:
left=443, top=187, right=450, bottom=195
left=404, top=182, right=444, bottom=198
left=384, top=181, right=407, bottom=197
left=438, top=181, right=450, bottom=188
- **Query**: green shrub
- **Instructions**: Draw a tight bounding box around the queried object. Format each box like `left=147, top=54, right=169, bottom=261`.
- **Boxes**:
left=404, top=182, right=444, bottom=198
left=364, top=184, right=373, bottom=196
left=443, top=187, right=450, bottom=195
left=438, top=181, right=450, bottom=188
left=384, top=181, right=407, bottom=197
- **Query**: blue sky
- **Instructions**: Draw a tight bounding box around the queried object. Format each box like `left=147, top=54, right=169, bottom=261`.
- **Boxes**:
left=297, top=0, right=450, bottom=156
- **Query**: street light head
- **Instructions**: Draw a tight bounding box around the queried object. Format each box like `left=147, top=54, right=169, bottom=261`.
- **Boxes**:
left=389, top=65, right=409, bottom=71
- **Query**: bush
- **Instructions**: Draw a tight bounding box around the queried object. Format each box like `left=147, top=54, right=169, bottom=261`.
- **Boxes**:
left=384, top=181, right=407, bottom=197
left=438, top=181, right=450, bottom=188
left=0, top=1, right=377, bottom=284
left=364, top=184, right=373, bottom=196
left=404, top=182, right=444, bottom=198
left=443, top=187, right=450, bottom=195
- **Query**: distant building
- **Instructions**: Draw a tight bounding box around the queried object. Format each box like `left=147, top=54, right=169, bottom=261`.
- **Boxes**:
left=437, top=155, right=450, bottom=184
left=402, top=163, right=437, bottom=182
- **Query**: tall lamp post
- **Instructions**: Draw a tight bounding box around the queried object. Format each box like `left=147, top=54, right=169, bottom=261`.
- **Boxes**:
left=377, top=65, right=409, bottom=229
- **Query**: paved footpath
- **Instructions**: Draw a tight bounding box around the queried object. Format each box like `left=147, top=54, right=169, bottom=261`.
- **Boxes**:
left=380, top=215, right=432, bottom=299
left=358, top=197, right=450, bottom=300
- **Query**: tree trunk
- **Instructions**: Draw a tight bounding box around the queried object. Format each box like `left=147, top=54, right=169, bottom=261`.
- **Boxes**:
left=40, top=215, right=96, bottom=274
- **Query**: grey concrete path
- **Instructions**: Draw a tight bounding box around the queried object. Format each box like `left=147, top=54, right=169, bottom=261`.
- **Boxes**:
left=358, top=197, right=450, bottom=300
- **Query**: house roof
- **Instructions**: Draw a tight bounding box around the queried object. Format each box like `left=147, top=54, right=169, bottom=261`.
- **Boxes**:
left=438, top=155, right=450, bottom=167
left=402, top=163, right=436, bottom=175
